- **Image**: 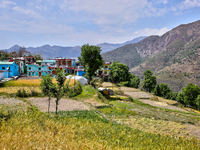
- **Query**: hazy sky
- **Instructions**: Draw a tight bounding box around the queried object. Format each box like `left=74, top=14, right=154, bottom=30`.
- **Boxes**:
left=0, top=0, right=200, bottom=49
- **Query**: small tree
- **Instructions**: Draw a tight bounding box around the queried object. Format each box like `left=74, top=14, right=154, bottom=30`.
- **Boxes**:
left=142, top=69, right=157, bottom=93
left=78, top=44, right=104, bottom=84
left=129, top=77, right=140, bottom=88
left=110, top=61, right=130, bottom=83
left=40, top=74, right=53, bottom=113
left=182, top=83, right=200, bottom=107
left=154, top=83, right=172, bottom=99
left=50, top=70, right=66, bottom=115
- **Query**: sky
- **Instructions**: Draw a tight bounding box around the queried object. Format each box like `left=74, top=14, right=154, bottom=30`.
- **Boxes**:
left=0, top=0, right=200, bottom=49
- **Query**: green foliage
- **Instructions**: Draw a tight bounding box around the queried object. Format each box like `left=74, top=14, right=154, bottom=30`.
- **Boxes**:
left=16, top=89, right=28, bottom=98
left=50, top=70, right=67, bottom=114
left=64, top=81, right=82, bottom=98
left=78, top=44, right=104, bottom=84
left=129, top=77, right=140, bottom=88
left=182, top=83, right=200, bottom=108
left=110, top=61, right=130, bottom=83
left=176, top=92, right=184, bottom=104
left=142, top=69, right=157, bottom=93
left=40, top=75, right=53, bottom=113
left=195, top=95, right=200, bottom=110
left=154, top=83, right=172, bottom=99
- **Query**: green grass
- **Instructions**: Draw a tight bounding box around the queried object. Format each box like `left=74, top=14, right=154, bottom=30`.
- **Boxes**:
left=73, top=85, right=96, bottom=100
left=56, top=110, right=108, bottom=123
left=0, top=106, right=199, bottom=149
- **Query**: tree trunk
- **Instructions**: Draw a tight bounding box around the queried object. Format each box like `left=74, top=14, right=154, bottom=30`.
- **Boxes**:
left=48, top=96, right=50, bottom=113
left=55, top=99, right=58, bottom=115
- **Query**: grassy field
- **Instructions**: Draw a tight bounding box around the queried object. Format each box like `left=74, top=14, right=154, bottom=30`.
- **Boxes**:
left=0, top=79, right=77, bottom=94
left=4, top=79, right=76, bottom=87
left=0, top=105, right=199, bottom=149
left=0, top=79, right=200, bottom=149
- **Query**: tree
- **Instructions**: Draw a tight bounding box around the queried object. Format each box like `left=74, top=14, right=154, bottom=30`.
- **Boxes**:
left=50, top=70, right=67, bottom=115
left=195, top=95, right=200, bottom=110
left=182, top=83, right=200, bottom=107
left=129, top=77, right=140, bottom=88
left=40, top=75, right=53, bottom=113
left=33, top=53, right=43, bottom=60
left=110, top=61, right=130, bottom=83
left=142, top=69, right=157, bottom=93
left=154, top=83, right=172, bottom=99
left=78, top=44, right=104, bottom=84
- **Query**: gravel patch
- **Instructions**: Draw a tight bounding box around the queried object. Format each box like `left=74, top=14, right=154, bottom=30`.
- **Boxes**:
left=27, top=97, right=90, bottom=112
left=0, top=96, right=25, bottom=106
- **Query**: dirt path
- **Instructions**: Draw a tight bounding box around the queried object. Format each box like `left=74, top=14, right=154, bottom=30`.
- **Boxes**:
left=27, top=97, right=90, bottom=112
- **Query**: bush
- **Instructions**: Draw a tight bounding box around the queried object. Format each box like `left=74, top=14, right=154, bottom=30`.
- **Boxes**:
left=114, top=90, right=124, bottom=95
left=16, top=89, right=28, bottom=98
left=64, top=81, right=82, bottom=98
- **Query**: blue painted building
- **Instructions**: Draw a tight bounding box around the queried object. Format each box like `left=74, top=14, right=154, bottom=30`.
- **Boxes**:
left=27, top=64, right=52, bottom=76
left=0, top=61, right=19, bottom=77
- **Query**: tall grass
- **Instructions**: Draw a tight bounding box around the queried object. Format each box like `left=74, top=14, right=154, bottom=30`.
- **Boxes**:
left=0, top=109, right=199, bottom=149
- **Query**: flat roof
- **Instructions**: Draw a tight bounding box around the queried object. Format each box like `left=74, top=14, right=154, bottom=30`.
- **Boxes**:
left=0, top=62, right=14, bottom=65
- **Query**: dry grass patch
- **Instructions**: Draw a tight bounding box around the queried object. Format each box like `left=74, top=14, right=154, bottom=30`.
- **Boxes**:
left=5, top=79, right=76, bottom=87
left=0, top=87, right=41, bottom=94
left=117, top=117, right=193, bottom=138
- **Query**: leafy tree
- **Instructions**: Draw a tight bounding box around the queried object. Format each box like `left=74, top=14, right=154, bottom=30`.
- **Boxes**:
left=34, top=53, right=43, bottom=60
left=182, top=83, right=200, bottom=107
left=129, top=77, right=140, bottom=88
left=50, top=70, right=66, bottom=115
left=195, top=95, right=200, bottom=110
left=78, top=44, right=104, bottom=84
left=142, top=69, right=157, bottom=93
left=176, top=92, right=184, bottom=104
left=110, top=61, right=130, bottom=83
left=40, top=75, right=53, bottom=113
left=154, top=83, right=172, bottom=99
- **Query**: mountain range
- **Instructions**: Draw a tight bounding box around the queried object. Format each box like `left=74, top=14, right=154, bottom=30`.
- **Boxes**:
left=102, top=20, right=200, bottom=92
left=3, top=36, right=146, bottom=59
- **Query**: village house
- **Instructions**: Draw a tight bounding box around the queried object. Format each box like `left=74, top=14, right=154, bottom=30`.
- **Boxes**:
left=9, top=57, right=25, bottom=74
left=27, top=64, right=52, bottom=76
left=97, top=62, right=112, bottom=81
left=0, top=61, right=19, bottom=78
left=48, top=57, right=76, bottom=75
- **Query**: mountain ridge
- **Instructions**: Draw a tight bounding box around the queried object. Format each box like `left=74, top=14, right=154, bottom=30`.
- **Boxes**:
left=102, top=20, right=200, bottom=92
left=2, top=36, right=146, bottom=59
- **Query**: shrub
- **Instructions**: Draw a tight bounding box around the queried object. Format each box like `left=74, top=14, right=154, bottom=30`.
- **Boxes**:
left=64, top=81, right=82, bottom=98
left=114, top=90, right=124, bottom=95
left=16, top=89, right=28, bottom=98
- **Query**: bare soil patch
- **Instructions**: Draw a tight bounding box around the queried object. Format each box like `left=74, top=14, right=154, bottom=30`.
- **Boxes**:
left=27, top=97, right=90, bottom=112
left=0, top=96, right=25, bottom=106
left=124, top=91, right=153, bottom=99
left=140, top=99, right=187, bottom=112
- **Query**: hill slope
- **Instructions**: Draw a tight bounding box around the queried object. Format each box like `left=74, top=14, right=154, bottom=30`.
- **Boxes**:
left=102, top=20, right=200, bottom=92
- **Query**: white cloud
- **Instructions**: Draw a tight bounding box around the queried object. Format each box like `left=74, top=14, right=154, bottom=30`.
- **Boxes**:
left=0, top=0, right=16, bottom=8
left=178, top=0, right=200, bottom=10
left=59, top=0, right=166, bottom=31
left=134, top=27, right=170, bottom=36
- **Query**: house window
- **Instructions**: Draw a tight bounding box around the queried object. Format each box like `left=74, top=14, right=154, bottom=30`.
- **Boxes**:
left=2, top=67, right=5, bottom=70
left=38, top=68, right=41, bottom=70
left=104, top=71, right=107, bottom=75
left=29, top=67, right=31, bottom=70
